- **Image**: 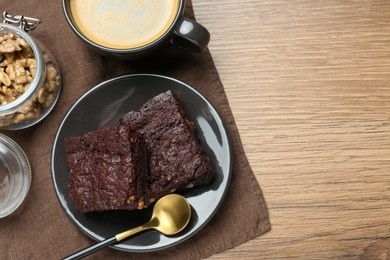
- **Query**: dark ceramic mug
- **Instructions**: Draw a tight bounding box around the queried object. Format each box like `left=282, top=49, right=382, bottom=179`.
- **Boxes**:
left=62, top=0, right=210, bottom=59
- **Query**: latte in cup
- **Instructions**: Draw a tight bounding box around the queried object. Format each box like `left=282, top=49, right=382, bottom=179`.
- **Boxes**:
left=69, top=0, right=180, bottom=49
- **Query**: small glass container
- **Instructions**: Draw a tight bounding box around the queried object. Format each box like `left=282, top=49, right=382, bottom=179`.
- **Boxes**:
left=0, top=133, right=31, bottom=218
left=0, top=12, right=61, bottom=130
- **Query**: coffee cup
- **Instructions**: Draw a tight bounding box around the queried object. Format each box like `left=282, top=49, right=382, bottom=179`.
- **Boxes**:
left=62, top=0, right=210, bottom=59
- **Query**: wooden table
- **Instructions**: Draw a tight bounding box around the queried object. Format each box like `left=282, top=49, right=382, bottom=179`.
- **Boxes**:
left=193, top=1, right=390, bottom=259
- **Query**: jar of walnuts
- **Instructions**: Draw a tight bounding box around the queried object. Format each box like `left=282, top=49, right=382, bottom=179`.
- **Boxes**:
left=0, top=12, right=61, bottom=130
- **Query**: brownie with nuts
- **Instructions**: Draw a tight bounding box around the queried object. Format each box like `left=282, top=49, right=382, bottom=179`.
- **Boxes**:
left=120, top=90, right=214, bottom=205
left=64, top=124, right=148, bottom=213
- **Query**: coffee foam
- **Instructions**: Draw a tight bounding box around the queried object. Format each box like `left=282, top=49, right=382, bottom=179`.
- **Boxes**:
left=70, top=0, right=180, bottom=49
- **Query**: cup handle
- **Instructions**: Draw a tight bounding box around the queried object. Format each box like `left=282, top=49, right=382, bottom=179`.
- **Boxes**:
left=171, top=17, right=210, bottom=52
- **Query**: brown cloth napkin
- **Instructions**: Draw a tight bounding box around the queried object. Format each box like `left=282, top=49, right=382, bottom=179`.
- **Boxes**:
left=0, top=1, right=270, bottom=259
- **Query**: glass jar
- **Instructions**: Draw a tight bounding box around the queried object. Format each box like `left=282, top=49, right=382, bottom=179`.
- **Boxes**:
left=0, top=12, right=61, bottom=130
left=0, top=133, right=31, bottom=218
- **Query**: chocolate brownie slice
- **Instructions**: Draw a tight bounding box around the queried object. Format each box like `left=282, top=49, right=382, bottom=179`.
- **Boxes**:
left=64, top=124, right=147, bottom=213
left=120, top=90, right=214, bottom=205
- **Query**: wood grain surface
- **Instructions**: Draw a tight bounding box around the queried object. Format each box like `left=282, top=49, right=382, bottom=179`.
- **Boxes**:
left=192, top=1, right=390, bottom=259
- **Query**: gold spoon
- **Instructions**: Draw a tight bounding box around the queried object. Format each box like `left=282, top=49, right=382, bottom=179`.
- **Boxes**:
left=63, top=194, right=191, bottom=260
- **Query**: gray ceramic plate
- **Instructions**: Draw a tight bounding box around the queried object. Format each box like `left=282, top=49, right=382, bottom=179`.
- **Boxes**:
left=51, top=74, right=232, bottom=252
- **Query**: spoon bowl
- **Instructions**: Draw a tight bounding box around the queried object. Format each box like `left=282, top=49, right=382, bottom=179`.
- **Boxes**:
left=115, top=194, right=191, bottom=241
left=152, top=193, right=192, bottom=234
left=63, top=194, right=191, bottom=260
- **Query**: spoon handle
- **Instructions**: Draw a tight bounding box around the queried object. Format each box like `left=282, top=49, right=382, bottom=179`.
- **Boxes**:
left=62, top=224, right=150, bottom=259
left=116, top=222, right=152, bottom=241
left=62, top=236, right=117, bottom=260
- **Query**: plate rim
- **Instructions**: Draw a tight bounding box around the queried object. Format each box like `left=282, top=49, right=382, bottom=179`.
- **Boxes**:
left=51, top=73, right=233, bottom=252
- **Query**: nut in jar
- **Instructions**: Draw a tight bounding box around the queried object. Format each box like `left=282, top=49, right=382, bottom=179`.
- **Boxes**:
left=0, top=12, right=61, bottom=130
